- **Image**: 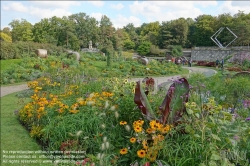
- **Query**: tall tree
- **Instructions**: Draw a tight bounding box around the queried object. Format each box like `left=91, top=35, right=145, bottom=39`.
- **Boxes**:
left=193, top=14, right=217, bottom=46
left=99, top=15, right=115, bottom=53
left=33, top=18, right=55, bottom=44
left=140, top=21, right=160, bottom=46
left=8, top=19, right=34, bottom=42
left=231, top=11, right=250, bottom=46
left=68, top=12, right=99, bottom=49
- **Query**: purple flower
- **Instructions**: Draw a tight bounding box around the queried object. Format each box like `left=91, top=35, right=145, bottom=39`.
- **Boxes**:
left=170, top=86, right=175, bottom=90
left=180, top=96, right=183, bottom=99
left=233, top=135, right=240, bottom=141
left=245, top=117, right=250, bottom=121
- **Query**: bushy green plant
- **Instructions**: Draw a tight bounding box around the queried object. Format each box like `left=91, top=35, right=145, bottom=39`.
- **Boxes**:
left=171, top=45, right=183, bottom=57
left=137, top=41, right=151, bottom=56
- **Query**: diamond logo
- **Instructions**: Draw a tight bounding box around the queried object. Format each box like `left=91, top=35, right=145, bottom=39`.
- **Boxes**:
left=211, top=27, right=238, bottom=48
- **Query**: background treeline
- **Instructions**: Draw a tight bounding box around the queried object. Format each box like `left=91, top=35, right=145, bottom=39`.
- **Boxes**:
left=1, top=11, right=250, bottom=57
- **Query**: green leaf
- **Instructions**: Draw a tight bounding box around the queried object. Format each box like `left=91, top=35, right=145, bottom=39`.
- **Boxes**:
left=195, top=113, right=200, bottom=118
left=194, top=134, right=200, bottom=138
left=210, top=153, right=221, bottom=160
left=187, top=108, right=193, bottom=115
left=199, top=163, right=206, bottom=166
left=211, top=134, right=221, bottom=141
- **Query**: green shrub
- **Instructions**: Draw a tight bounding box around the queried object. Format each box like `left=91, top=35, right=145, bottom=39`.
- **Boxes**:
left=137, top=41, right=151, bottom=56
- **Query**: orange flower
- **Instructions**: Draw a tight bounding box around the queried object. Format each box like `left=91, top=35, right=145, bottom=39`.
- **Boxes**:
left=137, top=149, right=146, bottom=158
left=130, top=137, right=136, bottom=143
left=134, top=126, right=142, bottom=133
left=120, top=121, right=127, bottom=125
left=120, top=148, right=128, bottom=155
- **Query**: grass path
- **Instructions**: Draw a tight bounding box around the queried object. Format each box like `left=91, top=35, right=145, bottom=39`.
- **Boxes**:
left=1, top=92, right=52, bottom=166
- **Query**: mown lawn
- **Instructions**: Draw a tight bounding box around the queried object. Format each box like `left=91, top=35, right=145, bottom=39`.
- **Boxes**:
left=0, top=92, right=53, bottom=166
left=0, top=59, right=22, bottom=72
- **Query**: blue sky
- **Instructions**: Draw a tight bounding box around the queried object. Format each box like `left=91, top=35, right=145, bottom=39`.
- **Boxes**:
left=1, top=1, right=250, bottom=30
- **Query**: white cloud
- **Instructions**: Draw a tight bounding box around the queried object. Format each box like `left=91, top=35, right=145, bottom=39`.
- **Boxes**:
left=88, top=1, right=104, bottom=7
left=3, top=2, right=28, bottom=12
left=112, top=14, right=141, bottom=29
left=29, top=7, right=72, bottom=20
left=30, top=1, right=81, bottom=9
left=90, top=13, right=103, bottom=21
left=110, top=3, right=124, bottom=10
left=218, top=1, right=250, bottom=15
left=1, top=1, right=80, bottom=21
left=129, top=1, right=203, bottom=23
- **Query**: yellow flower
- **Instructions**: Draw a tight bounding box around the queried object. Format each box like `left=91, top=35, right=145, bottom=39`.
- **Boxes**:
left=146, top=128, right=155, bottom=134
left=137, top=149, right=146, bottom=158
left=120, top=121, right=127, bottom=125
left=69, top=110, right=79, bottom=114
left=134, top=126, right=142, bottom=133
left=130, top=137, right=136, bottom=143
left=146, top=148, right=158, bottom=162
left=120, top=148, right=128, bottom=155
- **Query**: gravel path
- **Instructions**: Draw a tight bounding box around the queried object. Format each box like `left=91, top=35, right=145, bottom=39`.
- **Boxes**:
left=0, top=67, right=217, bottom=97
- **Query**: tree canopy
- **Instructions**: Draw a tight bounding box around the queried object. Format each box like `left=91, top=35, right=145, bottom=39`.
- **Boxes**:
left=3, top=11, right=250, bottom=52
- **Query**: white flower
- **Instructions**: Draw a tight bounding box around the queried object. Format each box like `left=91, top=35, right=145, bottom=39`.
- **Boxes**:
left=105, top=142, right=110, bottom=149
left=101, top=124, right=106, bottom=129
left=114, top=111, right=119, bottom=118
left=87, top=101, right=95, bottom=106
left=103, top=136, right=107, bottom=142
left=76, top=130, right=83, bottom=137
left=101, top=143, right=105, bottom=150
left=146, top=68, right=150, bottom=70
left=110, top=105, right=116, bottom=111
left=104, top=100, right=109, bottom=109
left=97, top=153, right=101, bottom=159
left=125, top=125, right=131, bottom=132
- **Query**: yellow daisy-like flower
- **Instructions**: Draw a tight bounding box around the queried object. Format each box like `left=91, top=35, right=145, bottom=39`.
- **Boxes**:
left=120, top=148, right=128, bottom=155
left=161, top=125, right=171, bottom=134
left=146, top=128, right=155, bottom=134
left=120, top=121, right=127, bottom=125
left=142, top=140, right=148, bottom=150
left=130, top=137, right=136, bottom=143
left=157, top=134, right=164, bottom=141
left=149, top=120, right=157, bottom=128
left=134, top=126, right=142, bottom=133
left=137, top=149, right=146, bottom=158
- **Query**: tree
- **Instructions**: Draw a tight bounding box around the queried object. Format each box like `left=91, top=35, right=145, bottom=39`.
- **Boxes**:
left=123, top=39, right=135, bottom=50
left=137, top=41, right=151, bottom=56
left=193, top=14, right=217, bottom=46
left=0, top=32, right=12, bottom=42
left=140, top=21, right=160, bottom=46
left=2, top=27, right=11, bottom=36
left=68, top=13, right=99, bottom=48
left=8, top=19, right=34, bottom=42
left=99, top=15, right=115, bottom=53
left=159, top=21, right=173, bottom=48
left=230, top=11, right=250, bottom=46
left=171, top=45, right=183, bottom=57
left=123, top=23, right=140, bottom=48
left=33, top=18, right=54, bottom=43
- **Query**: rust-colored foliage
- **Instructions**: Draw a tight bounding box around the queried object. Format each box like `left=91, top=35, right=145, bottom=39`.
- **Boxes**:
left=159, top=78, right=189, bottom=125
left=134, top=77, right=189, bottom=125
